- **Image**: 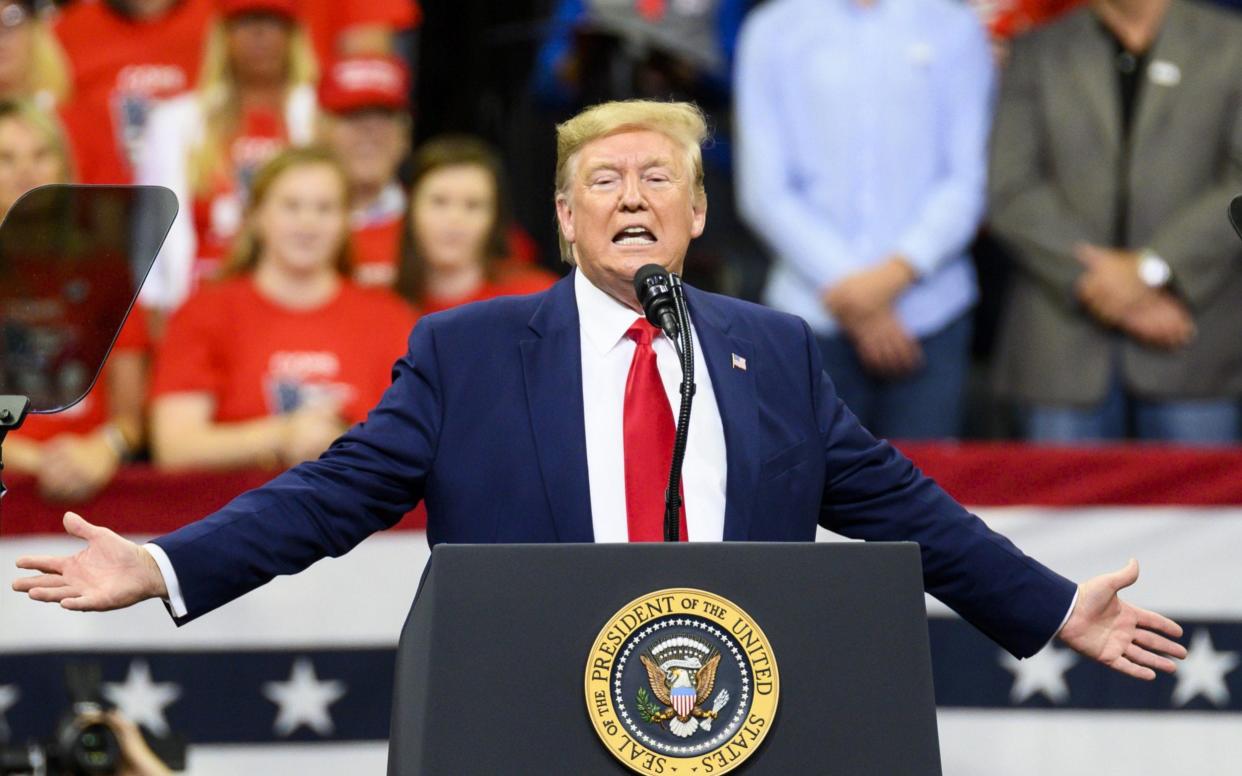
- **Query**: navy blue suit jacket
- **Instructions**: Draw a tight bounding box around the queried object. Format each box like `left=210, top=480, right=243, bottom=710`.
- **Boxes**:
left=153, top=273, right=1076, bottom=658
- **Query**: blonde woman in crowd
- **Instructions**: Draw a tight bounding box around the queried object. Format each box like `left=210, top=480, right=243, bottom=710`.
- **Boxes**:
left=0, top=0, right=68, bottom=108
left=149, top=146, right=414, bottom=471
left=0, top=100, right=149, bottom=502
left=137, top=0, right=318, bottom=320
left=395, top=135, right=557, bottom=313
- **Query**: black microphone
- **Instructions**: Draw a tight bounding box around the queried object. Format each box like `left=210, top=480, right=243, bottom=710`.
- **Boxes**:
left=632, top=264, right=680, bottom=341
left=1230, top=194, right=1242, bottom=241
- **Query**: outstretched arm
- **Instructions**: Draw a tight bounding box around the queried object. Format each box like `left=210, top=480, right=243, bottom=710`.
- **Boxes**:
left=12, top=512, right=167, bottom=611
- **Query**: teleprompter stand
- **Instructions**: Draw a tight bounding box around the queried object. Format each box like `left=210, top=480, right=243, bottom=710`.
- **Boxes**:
left=388, top=542, right=942, bottom=775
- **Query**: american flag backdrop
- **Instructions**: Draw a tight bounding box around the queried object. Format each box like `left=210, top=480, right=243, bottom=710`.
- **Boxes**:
left=2, top=445, right=1241, bottom=775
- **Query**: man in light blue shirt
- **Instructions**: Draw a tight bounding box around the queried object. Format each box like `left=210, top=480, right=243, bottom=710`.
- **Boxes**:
left=735, top=0, right=994, bottom=438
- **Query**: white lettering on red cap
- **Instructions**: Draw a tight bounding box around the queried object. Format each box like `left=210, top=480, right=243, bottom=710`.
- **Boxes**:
left=333, top=60, right=403, bottom=95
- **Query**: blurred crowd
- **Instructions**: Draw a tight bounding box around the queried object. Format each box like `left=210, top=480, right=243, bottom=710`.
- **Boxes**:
left=3, top=0, right=1241, bottom=505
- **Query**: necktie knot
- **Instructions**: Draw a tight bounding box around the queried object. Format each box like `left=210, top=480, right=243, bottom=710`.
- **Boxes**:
left=626, top=318, right=660, bottom=348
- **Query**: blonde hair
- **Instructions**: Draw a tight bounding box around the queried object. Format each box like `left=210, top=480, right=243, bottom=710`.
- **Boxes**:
left=554, top=100, right=708, bottom=264
left=224, top=145, right=352, bottom=276
left=25, top=19, right=70, bottom=104
left=188, top=18, right=318, bottom=195
left=0, top=98, right=72, bottom=180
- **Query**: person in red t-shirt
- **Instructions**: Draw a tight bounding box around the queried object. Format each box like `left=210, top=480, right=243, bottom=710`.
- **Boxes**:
left=394, top=135, right=559, bottom=314
left=136, top=0, right=318, bottom=317
left=0, top=100, right=150, bottom=503
left=300, top=0, right=421, bottom=65
left=54, top=0, right=217, bottom=185
left=150, top=146, right=415, bottom=471
left=318, top=54, right=411, bottom=288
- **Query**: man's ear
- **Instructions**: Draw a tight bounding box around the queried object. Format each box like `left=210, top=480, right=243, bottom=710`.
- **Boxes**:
left=690, top=193, right=707, bottom=240
left=555, top=193, right=576, bottom=244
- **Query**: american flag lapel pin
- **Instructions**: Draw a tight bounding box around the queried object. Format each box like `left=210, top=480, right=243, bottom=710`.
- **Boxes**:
left=731, top=353, right=747, bottom=371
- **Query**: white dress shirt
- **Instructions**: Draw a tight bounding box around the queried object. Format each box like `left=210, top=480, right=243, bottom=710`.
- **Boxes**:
left=575, top=269, right=728, bottom=543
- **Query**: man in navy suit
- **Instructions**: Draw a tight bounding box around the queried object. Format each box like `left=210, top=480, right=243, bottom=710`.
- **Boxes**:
left=14, top=100, right=1185, bottom=675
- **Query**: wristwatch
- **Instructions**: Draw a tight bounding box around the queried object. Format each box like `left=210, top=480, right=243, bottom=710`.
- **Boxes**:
left=1138, top=249, right=1172, bottom=289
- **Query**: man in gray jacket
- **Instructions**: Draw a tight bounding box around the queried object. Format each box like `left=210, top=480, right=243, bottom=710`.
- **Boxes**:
left=989, top=0, right=1242, bottom=443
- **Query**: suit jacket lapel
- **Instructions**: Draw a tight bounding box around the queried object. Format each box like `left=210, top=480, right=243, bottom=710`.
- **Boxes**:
left=1069, top=12, right=1122, bottom=154
left=684, top=286, right=758, bottom=541
left=520, top=275, right=595, bottom=542
left=1132, top=2, right=1193, bottom=146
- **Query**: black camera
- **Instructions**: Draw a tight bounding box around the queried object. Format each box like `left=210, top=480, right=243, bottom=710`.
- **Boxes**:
left=1, top=663, right=122, bottom=775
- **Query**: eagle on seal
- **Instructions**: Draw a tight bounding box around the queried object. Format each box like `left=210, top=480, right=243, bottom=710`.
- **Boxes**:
left=639, top=650, right=728, bottom=738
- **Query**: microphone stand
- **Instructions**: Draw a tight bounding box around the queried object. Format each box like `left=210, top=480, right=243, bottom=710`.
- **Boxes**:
left=663, top=274, right=694, bottom=542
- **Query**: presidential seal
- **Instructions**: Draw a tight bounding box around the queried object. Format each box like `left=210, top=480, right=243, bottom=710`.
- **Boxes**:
left=584, top=588, right=779, bottom=775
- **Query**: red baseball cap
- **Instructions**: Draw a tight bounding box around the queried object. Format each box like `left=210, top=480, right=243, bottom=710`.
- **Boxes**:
left=318, top=55, right=410, bottom=113
left=217, top=0, right=297, bottom=19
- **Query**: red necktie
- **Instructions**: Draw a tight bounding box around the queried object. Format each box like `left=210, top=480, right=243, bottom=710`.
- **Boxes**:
left=623, top=318, right=688, bottom=542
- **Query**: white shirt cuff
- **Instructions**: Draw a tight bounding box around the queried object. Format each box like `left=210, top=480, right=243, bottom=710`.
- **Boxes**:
left=143, top=543, right=188, bottom=619
left=1036, top=588, right=1079, bottom=654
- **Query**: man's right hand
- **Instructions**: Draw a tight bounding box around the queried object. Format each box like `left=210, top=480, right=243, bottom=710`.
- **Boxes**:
left=11, top=513, right=167, bottom=611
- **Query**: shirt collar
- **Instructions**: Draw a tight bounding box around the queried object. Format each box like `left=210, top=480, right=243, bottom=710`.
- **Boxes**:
left=574, top=268, right=648, bottom=355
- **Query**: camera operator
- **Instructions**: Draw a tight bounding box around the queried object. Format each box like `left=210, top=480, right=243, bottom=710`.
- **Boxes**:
left=1, top=663, right=178, bottom=776
left=78, top=712, right=172, bottom=776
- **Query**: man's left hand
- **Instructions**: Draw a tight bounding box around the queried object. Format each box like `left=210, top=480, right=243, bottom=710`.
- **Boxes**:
left=1074, top=244, right=1148, bottom=325
left=1058, top=559, right=1187, bottom=680
left=825, top=257, right=917, bottom=326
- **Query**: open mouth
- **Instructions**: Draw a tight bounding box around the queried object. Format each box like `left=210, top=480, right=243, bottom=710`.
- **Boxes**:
left=612, top=226, right=657, bottom=246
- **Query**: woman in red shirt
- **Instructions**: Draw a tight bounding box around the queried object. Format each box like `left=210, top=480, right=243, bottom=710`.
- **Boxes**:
left=394, top=135, right=559, bottom=315
left=1, top=100, right=149, bottom=503
left=150, top=146, right=415, bottom=471
left=136, top=0, right=319, bottom=317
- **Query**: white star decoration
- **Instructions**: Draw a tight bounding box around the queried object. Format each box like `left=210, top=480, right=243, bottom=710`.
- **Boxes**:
left=263, top=657, right=347, bottom=737
left=1000, top=644, right=1077, bottom=704
left=1172, top=629, right=1239, bottom=708
left=0, top=684, right=18, bottom=738
left=103, top=660, right=181, bottom=736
